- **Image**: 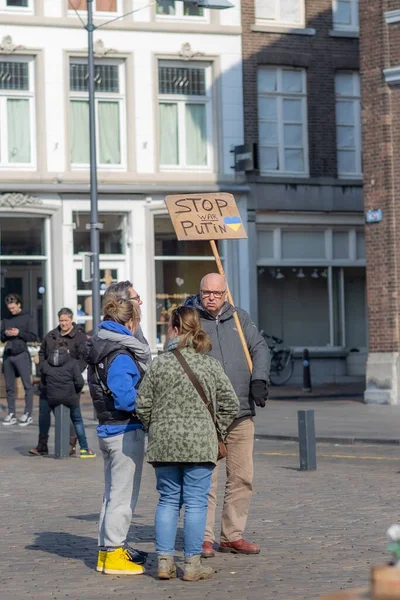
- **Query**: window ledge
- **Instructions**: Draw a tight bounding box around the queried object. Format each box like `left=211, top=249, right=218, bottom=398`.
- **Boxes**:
left=337, top=175, right=363, bottom=182
left=257, top=172, right=310, bottom=180
left=329, top=29, right=359, bottom=38
left=385, top=10, right=400, bottom=24
left=252, top=24, right=316, bottom=36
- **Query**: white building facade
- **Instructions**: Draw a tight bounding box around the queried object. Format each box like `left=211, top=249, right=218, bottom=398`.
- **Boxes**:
left=0, top=0, right=248, bottom=351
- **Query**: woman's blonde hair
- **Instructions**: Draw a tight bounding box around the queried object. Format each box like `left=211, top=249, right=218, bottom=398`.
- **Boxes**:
left=103, top=297, right=140, bottom=327
left=170, top=306, right=212, bottom=354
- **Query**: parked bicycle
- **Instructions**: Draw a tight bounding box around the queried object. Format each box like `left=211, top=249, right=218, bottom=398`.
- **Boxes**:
left=260, top=331, right=294, bottom=386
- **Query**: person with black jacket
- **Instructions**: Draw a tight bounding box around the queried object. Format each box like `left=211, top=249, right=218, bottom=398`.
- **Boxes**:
left=32, top=338, right=95, bottom=458
left=1, top=293, right=38, bottom=426
left=29, top=307, right=87, bottom=456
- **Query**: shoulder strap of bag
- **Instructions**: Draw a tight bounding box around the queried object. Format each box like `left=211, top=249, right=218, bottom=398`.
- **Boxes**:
left=172, top=349, right=216, bottom=425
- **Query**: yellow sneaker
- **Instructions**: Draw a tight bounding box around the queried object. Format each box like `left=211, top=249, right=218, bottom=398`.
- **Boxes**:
left=96, top=549, right=106, bottom=573
left=103, top=547, right=145, bottom=576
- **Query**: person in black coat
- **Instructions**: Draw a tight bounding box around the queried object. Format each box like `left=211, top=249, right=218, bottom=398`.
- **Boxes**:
left=30, top=339, right=95, bottom=458
left=30, top=307, right=87, bottom=456
left=1, top=293, right=39, bottom=426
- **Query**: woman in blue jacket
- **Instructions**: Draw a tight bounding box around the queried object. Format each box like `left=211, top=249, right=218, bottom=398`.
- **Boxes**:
left=86, top=297, right=148, bottom=576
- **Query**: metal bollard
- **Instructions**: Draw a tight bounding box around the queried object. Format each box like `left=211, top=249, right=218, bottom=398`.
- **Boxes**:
left=54, top=404, right=70, bottom=459
left=302, top=348, right=312, bottom=392
left=298, top=409, right=317, bottom=471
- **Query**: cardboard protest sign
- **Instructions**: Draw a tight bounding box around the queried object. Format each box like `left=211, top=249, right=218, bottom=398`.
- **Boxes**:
left=165, top=193, right=247, bottom=241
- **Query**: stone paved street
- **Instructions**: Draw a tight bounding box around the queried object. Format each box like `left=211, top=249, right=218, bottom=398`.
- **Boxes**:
left=1, top=420, right=399, bottom=600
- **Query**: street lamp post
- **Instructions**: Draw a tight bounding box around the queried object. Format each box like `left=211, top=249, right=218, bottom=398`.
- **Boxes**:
left=87, top=0, right=101, bottom=332
left=80, top=0, right=233, bottom=331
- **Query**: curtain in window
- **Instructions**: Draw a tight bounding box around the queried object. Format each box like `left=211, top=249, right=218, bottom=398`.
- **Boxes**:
left=159, top=102, right=179, bottom=165
left=7, top=99, right=30, bottom=163
left=254, top=0, right=275, bottom=20
left=98, top=101, right=121, bottom=164
left=185, top=104, right=207, bottom=166
left=70, top=100, right=89, bottom=164
left=281, top=0, right=301, bottom=23
left=96, top=0, right=117, bottom=11
left=69, top=0, right=87, bottom=9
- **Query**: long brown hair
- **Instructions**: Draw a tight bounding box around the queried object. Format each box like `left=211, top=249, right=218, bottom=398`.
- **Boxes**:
left=170, top=306, right=212, bottom=354
left=103, top=297, right=140, bottom=327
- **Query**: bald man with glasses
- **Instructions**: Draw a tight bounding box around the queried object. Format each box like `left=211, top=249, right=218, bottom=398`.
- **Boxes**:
left=185, top=273, right=270, bottom=557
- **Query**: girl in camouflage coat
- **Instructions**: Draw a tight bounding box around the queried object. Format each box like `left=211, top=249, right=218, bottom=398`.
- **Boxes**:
left=136, top=306, right=239, bottom=581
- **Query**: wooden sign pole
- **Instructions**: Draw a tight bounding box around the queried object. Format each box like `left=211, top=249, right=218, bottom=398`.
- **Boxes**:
left=209, top=240, right=253, bottom=373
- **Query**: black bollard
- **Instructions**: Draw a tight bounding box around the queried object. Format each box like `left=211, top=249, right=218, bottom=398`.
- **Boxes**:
left=302, top=348, right=312, bottom=392
left=298, top=409, right=317, bottom=471
left=54, top=404, right=70, bottom=459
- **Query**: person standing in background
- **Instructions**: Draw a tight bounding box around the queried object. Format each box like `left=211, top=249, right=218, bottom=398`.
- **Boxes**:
left=29, top=308, right=87, bottom=456
left=1, top=293, right=38, bottom=427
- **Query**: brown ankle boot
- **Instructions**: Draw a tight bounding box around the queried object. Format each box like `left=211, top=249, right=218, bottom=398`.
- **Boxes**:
left=157, top=555, right=176, bottom=579
left=69, top=436, right=78, bottom=457
left=29, top=434, right=49, bottom=456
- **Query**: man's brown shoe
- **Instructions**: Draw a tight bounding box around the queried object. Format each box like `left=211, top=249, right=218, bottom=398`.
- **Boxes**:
left=219, top=539, right=260, bottom=555
left=201, top=541, right=215, bottom=558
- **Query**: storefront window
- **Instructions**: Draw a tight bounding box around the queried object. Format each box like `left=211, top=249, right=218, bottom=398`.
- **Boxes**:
left=0, top=216, right=47, bottom=339
left=257, top=265, right=366, bottom=349
left=343, top=267, right=366, bottom=348
left=75, top=267, right=118, bottom=333
left=258, top=266, right=330, bottom=347
left=0, top=216, right=45, bottom=255
left=154, top=214, right=219, bottom=346
left=73, top=212, right=126, bottom=254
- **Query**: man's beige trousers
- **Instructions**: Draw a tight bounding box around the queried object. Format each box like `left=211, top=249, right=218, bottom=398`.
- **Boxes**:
left=205, top=417, right=254, bottom=543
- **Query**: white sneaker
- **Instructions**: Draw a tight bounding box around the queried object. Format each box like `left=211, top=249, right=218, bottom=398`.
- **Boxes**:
left=18, top=413, right=33, bottom=427
left=3, top=413, right=17, bottom=426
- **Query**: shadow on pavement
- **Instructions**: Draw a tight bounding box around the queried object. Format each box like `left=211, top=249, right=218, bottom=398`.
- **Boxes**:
left=26, top=531, right=98, bottom=570
left=65, top=516, right=185, bottom=552
left=25, top=528, right=172, bottom=576
left=68, top=513, right=99, bottom=522
left=14, top=445, right=49, bottom=457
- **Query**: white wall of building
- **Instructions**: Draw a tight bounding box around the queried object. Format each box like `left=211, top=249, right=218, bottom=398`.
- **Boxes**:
left=3, top=8, right=243, bottom=178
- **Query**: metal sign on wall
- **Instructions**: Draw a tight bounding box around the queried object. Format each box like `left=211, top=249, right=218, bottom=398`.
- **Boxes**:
left=165, top=193, right=247, bottom=241
left=232, top=143, right=257, bottom=172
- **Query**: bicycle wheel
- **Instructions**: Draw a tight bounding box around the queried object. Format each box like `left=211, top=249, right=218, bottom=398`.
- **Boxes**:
left=269, top=350, right=294, bottom=386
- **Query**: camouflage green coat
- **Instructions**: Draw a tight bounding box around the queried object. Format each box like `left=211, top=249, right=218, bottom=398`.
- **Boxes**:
left=136, top=346, right=239, bottom=465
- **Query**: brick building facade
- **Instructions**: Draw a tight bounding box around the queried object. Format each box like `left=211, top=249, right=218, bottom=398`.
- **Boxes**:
left=361, top=0, right=400, bottom=403
left=241, top=0, right=367, bottom=383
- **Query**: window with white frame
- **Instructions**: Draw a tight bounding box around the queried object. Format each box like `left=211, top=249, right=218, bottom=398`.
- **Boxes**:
left=335, top=71, right=362, bottom=177
left=0, top=57, right=36, bottom=169
left=158, top=62, right=212, bottom=170
left=0, top=0, right=33, bottom=12
left=255, top=0, right=304, bottom=27
left=69, top=59, right=126, bottom=168
left=68, top=0, right=122, bottom=15
left=332, top=0, right=359, bottom=31
left=156, top=0, right=205, bottom=19
left=257, top=67, right=308, bottom=175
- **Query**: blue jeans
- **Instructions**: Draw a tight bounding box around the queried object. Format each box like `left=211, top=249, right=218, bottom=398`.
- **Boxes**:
left=38, top=395, right=88, bottom=450
left=155, top=463, right=214, bottom=557
left=69, top=406, right=88, bottom=451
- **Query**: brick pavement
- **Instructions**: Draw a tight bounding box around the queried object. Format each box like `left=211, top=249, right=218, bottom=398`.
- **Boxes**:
left=0, top=436, right=398, bottom=600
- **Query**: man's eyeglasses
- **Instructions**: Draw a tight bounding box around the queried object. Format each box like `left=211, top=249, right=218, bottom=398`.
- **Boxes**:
left=200, top=290, right=226, bottom=299
left=130, top=294, right=141, bottom=303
